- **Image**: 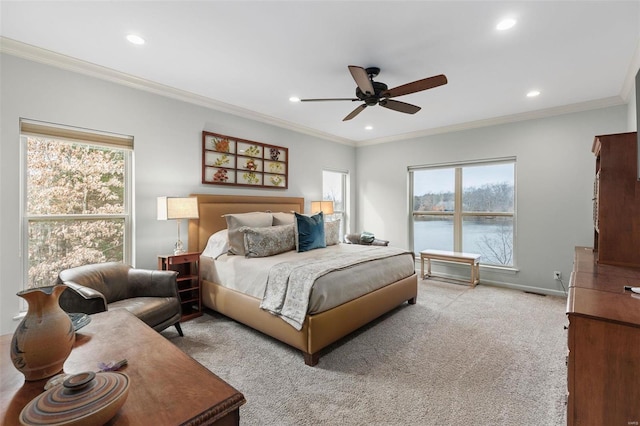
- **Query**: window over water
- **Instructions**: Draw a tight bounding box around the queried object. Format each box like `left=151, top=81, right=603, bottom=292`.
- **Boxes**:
left=410, top=159, right=515, bottom=267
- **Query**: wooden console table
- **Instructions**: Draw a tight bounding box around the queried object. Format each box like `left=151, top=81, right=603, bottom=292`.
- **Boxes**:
left=0, top=310, right=245, bottom=425
left=420, top=249, right=481, bottom=287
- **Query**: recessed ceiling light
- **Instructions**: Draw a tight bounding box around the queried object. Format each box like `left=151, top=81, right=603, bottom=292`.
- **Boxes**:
left=527, top=90, right=540, bottom=97
left=365, top=125, right=373, bottom=130
left=289, top=96, right=301, bottom=103
left=126, top=34, right=145, bottom=45
left=496, top=18, right=516, bottom=31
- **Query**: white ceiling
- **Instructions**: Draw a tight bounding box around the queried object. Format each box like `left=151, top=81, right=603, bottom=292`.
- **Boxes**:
left=2, top=1, right=639, bottom=146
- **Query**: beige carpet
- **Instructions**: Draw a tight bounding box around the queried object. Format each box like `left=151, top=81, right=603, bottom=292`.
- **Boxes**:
left=165, top=279, right=568, bottom=425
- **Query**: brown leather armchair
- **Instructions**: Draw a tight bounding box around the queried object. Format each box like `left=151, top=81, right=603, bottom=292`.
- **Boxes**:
left=57, top=262, right=183, bottom=336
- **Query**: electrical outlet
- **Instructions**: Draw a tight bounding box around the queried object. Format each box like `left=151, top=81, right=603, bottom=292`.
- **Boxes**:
left=554, top=271, right=562, bottom=280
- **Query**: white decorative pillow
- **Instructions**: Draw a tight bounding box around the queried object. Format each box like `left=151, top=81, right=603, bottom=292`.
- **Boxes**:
left=202, top=229, right=229, bottom=259
left=240, top=224, right=295, bottom=258
left=224, top=212, right=273, bottom=255
left=272, top=212, right=295, bottom=226
left=324, top=220, right=341, bottom=246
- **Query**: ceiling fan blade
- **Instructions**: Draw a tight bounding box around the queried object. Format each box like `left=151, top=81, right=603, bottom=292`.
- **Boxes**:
left=383, top=74, right=448, bottom=98
left=379, top=99, right=421, bottom=114
left=348, top=65, right=375, bottom=96
left=343, top=104, right=367, bottom=121
left=300, top=98, right=358, bottom=102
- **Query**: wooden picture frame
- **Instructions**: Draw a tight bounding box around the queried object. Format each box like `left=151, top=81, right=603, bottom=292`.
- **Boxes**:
left=202, top=131, right=288, bottom=189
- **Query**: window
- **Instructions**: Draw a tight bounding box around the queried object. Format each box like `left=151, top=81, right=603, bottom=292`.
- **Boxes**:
left=410, top=158, right=515, bottom=267
left=322, top=169, right=349, bottom=240
left=21, top=120, right=133, bottom=290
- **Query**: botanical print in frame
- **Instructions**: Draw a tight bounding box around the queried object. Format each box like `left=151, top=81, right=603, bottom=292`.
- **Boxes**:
left=202, top=131, right=288, bottom=189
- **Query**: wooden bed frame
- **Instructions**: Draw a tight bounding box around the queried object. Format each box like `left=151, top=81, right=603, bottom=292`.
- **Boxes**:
left=188, top=194, right=418, bottom=366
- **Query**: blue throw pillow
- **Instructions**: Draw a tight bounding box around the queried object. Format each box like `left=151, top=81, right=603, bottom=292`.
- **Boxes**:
left=295, top=212, right=326, bottom=252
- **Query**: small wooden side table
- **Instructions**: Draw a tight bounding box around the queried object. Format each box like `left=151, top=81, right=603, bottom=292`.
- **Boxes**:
left=158, top=252, right=202, bottom=321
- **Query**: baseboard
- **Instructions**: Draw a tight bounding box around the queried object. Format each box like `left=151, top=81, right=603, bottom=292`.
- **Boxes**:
left=414, top=260, right=568, bottom=298
left=478, top=279, right=567, bottom=297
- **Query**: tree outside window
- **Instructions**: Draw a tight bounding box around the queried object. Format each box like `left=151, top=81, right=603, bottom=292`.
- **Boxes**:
left=22, top=124, right=132, bottom=290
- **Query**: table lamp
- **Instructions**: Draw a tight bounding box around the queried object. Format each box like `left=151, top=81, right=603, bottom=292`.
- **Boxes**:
left=157, top=196, right=199, bottom=254
left=310, top=201, right=334, bottom=215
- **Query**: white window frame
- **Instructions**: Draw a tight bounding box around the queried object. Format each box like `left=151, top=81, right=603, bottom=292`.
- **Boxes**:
left=322, top=169, right=350, bottom=239
left=409, top=157, right=516, bottom=268
left=20, top=119, right=133, bottom=298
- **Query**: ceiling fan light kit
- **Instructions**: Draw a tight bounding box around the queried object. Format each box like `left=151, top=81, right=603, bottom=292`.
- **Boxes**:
left=300, top=65, right=448, bottom=121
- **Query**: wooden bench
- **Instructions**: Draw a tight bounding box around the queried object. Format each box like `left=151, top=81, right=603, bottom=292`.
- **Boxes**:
left=420, top=249, right=481, bottom=287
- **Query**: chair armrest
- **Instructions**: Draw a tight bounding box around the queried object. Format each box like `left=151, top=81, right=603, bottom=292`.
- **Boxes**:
left=127, top=269, right=179, bottom=298
left=58, top=281, right=108, bottom=315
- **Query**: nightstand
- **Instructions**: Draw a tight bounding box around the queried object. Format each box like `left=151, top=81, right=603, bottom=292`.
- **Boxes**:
left=157, top=252, right=202, bottom=321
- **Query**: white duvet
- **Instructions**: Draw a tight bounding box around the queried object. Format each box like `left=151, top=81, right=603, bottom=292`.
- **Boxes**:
left=200, top=243, right=415, bottom=315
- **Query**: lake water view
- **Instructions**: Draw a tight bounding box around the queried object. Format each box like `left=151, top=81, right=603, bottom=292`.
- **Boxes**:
left=413, top=218, right=513, bottom=266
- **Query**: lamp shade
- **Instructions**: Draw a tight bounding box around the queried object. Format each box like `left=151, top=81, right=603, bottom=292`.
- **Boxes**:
left=157, top=197, right=199, bottom=220
left=310, top=200, right=334, bottom=215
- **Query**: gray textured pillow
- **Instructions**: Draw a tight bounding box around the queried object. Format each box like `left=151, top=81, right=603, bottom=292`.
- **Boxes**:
left=240, top=224, right=295, bottom=258
left=225, top=212, right=273, bottom=255
left=272, top=212, right=295, bottom=226
left=324, top=219, right=341, bottom=246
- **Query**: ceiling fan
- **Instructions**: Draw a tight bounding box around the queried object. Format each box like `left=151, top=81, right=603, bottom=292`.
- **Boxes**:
left=300, top=66, right=447, bottom=121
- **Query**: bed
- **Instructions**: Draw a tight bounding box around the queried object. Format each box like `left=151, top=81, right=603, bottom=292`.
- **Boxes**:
left=188, top=194, right=418, bottom=366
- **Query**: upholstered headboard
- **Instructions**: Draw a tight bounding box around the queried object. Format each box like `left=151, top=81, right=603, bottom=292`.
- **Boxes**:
left=187, top=194, right=305, bottom=253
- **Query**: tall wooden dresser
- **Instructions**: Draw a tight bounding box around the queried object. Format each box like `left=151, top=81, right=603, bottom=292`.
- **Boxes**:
left=566, top=131, right=640, bottom=425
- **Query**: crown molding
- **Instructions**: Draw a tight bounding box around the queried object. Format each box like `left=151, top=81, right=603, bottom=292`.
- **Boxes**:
left=0, top=37, right=356, bottom=147
left=1, top=36, right=632, bottom=149
left=358, top=96, right=626, bottom=147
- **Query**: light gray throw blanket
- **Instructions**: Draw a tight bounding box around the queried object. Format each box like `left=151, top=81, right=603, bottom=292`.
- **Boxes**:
left=260, top=246, right=410, bottom=330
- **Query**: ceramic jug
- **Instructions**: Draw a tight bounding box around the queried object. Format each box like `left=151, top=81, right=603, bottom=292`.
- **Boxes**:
left=10, top=284, right=76, bottom=381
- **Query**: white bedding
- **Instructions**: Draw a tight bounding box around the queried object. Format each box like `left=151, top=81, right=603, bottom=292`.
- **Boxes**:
left=200, top=243, right=415, bottom=315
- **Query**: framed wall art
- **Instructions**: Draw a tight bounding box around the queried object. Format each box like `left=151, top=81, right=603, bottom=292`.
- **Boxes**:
left=202, top=131, right=288, bottom=188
